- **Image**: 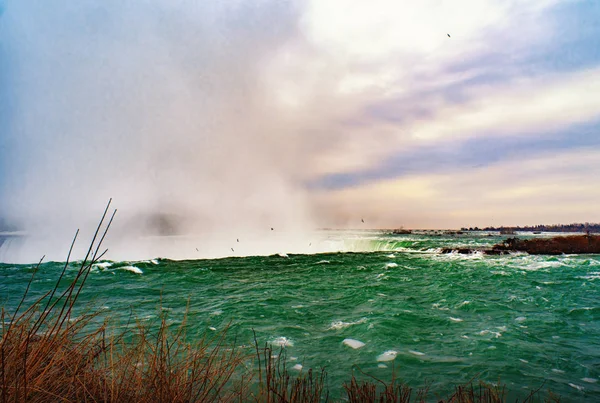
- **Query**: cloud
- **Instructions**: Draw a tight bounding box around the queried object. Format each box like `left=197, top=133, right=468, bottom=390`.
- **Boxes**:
left=312, top=147, right=600, bottom=228
left=310, top=118, right=600, bottom=190
left=265, top=0, right=600, bottom=182
left=408, top=67, right=600, bottom=142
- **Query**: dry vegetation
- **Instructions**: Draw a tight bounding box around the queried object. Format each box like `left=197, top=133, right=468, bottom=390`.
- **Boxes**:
left=1, top=202, right=561, bottom=402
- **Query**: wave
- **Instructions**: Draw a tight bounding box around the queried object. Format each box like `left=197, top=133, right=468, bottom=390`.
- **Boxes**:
left=119, top=265, right=143, bottom=275
left=328, top=318, right=367, bottom=330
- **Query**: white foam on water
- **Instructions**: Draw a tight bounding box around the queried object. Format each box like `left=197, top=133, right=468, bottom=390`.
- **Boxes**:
left=582, top=378, right=598, bottom=383
left=120, top=265, right=143, bottom=274
left=449, top=317, right=463, bottom=322
left=342, top=339, right=366, bottom=349
left=367, top=323, right=375, bottom=330
left=94, top=262, right=112, bottom=269
left=289, top=356, right=298, bottom=361
left=461, top=335, right=469, bottom=339
left=292, top=364, right=303, bottom=371
left=278, top=253, right=289, bottom=258
left=328, top=318, right=367, bottom=330
left=568, top=383, right=584, bottom=391
left=377, top=350, right=397, bottom=362
left=409, top=350, right=425, bottom=356
left=270, top=337, right=294, bottom=347
left=579, top=273, right=600, bottom=281
left=378, top=364, right=388, bottom=368
left=519, top=359, right=529, bottom=363
left=458, top=300, right=471, bottom=307
left=524, top=261, right=563, bottom=271
left=497, top=326, right=507, bottom=332
left=377, top=293, right=387, bottom=297
left=479, top=330, right=502, bottom=338
left=316, top=260, right=330, bottom=264
left=386, top=254, right=396, bottom=258
left=291, top=305, right=304, bottom=309
left=376, top=273, right=386, bottom=279
left=385, top=262, right=398, bottom=268
left=552, top=368, right=565, bottom=374
left=137, top=259, right=158, bottom=265
left=515, top=316, right=527, bottom=322
left=208, top=326, right=216, bottom=331
left=210, top=310, right=223, bottom=316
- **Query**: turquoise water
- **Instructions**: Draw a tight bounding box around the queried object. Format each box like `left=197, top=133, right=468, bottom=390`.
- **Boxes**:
left=2, top=231, right=599, bottom=400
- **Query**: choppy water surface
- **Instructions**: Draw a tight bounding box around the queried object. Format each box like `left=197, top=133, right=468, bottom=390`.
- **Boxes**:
left=2, top=231, right=599, bottom=400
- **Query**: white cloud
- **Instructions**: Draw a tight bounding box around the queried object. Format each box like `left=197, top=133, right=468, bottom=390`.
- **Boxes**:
left=263, top=0, right=581, bottom=178
left=409, top=67, right=600, bottom=141
left=287, top=65, right=600, bottom=179
left=303, top=0, right=505, bottom=60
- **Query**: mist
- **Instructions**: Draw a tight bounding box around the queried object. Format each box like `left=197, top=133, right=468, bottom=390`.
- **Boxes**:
left=0, top=0, right=325, bottom=262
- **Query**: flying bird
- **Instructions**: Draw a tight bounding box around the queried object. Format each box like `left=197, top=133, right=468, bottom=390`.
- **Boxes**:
left=237, top=238, right=239, bottom=242
left=231, top=248, right=235, bottom=252
left=271, top=227, right=274, bottom=231
left=447, top=33, right=451, bottom=38
left=361, top=219, right=365, bottom=223
left=195, top=248, right=199, bottom=252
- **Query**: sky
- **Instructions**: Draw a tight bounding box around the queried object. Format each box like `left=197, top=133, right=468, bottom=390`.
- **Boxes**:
left=1, top=0, right=600, bottom=259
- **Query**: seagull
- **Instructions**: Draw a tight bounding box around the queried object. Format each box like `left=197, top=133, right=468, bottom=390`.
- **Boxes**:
left=231, top=247, right=235, bottom=252
left=195, top=248, right=199, bottom=252
left=271, top=227, right=274, bottom=231
left=447, top=33, right=451, bottom=38
left=361, top=219, right=365, bottom=223
left=237, top=238, right=239, bottom=242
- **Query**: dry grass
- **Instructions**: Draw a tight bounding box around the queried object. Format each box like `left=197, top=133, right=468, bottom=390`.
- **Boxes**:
left=343, top=375, right=416, bottom=403
left=0, top=201, right=246, bottom=402
left=251, top=333, right=328, bottom=403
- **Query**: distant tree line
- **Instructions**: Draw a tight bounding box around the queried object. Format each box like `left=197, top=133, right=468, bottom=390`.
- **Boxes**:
left=461, top=223, right=600, bottom=233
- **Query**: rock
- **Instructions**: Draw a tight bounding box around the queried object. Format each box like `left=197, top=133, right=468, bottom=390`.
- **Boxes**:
left=492, top=234, right=600, bottom=255
left=441, top=235, right=600, bottom=255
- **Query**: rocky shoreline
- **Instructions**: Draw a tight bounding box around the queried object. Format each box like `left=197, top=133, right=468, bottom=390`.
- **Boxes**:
left=442, top=234, right=600, bottom=255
